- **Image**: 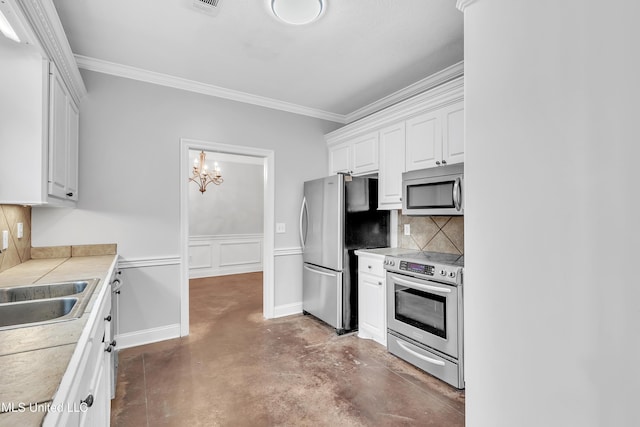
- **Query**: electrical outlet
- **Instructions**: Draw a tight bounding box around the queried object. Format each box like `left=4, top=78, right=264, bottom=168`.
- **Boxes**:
left=404, top=224, right=411, bottom=236
left=2, top=230, right=8, bottom=250
left=276, top=223, right=286, bottom=233
left=17, top=223, right=23, bottom=239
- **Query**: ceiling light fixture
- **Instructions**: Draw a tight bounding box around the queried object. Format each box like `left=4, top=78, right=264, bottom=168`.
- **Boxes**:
left=0, top=7, right=20, bottom=43
left=189, top=151, right=223, bottom=194
left=271, top=0, right=324, bottom=25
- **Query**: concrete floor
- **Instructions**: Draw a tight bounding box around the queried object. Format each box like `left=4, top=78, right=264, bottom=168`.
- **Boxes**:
left=111, top=273, right=465, bottom=426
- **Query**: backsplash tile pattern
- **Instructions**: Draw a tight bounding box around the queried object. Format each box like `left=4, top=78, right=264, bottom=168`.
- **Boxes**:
left=398, top=214, right=464, bottom=255
left=0, top=205, right=32, bottom=273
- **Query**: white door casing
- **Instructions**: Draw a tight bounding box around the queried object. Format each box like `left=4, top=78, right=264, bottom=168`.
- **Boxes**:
left=179, top=138, right=275, bottom=336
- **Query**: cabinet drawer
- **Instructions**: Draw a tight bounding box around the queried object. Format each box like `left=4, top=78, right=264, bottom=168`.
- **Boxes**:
left=358, top=256, right=385, bottom=277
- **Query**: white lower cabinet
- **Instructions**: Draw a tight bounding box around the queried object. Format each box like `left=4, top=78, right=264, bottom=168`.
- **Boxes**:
left=44, top=284, right=112, bottom=427
left=356, top=253, right=387, bottom=346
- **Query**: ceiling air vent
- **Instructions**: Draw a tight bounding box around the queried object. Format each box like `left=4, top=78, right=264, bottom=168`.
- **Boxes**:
left=192, top=0, right=221, bottom=15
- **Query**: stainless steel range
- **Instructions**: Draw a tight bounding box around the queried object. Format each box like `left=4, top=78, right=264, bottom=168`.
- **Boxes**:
left=384, top=251, right=464, bottom=389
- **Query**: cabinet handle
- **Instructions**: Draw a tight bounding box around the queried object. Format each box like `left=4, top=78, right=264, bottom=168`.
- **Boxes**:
left=378, top=281, right=382, bottom=286
left=104, top=315, right=112, bottom=322
left=81, top=394, right=94, bottom=408
left=66, top=192, right=73, bottom=197
left=435, top=161, right=441, bottom=165
left=442, top=160, right=447, bottom=165
left=105, top=341, right=116, bottom=352
left=367, top=265, right=372, bottom=269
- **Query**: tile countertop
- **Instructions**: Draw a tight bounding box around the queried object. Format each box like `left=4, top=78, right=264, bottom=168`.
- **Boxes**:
left=0, top=254, right=117, bottom=426
left=354, top=247, right=421, bottom=259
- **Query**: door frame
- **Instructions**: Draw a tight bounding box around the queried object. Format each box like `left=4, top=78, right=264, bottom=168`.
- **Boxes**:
left=179, top=138, right=275, bottom=336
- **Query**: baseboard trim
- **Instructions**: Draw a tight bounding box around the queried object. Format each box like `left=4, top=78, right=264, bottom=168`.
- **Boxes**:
left=116, top=323, right=181, bottom=349
left=190, top=265, right=263, bottom=279
left=273, top=302, right=303, bottom=318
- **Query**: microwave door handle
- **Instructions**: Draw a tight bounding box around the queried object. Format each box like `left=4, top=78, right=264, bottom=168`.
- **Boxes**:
left=453, top=177, right=462, bottom=211
left=390, top=274, right=452, bottom=294
left=299, top=196, right=308, bottom=250
left=396, top=340, right=446, bottom=366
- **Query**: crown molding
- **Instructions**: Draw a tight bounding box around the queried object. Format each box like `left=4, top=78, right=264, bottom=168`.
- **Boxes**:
left=456, top=0, right=478, bottom=12
left=345, top=61, right=464, bottom=123
left=16, top=0, right=87, bottom=105
left=75, top=55, right=347, bottom=124
left=325, top=75, right=463, bottom=146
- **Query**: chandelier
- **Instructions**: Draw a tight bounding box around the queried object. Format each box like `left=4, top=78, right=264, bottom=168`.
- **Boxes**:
left=189, top=150, right=223, bottom=194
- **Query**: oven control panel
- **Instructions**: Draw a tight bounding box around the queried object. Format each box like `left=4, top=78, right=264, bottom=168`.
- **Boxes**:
left=399, top=261, right=435, bottom=276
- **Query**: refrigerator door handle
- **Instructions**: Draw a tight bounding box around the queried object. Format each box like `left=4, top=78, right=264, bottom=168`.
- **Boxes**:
left=299, top=196, right=308, bottom=250
left=303, top=264, right=337, bottom=277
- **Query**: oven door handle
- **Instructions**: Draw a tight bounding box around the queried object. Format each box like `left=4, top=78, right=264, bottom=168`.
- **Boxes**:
left=389, top=274, right=452, bottom=294
left=396, top=340, right=446, bottom=366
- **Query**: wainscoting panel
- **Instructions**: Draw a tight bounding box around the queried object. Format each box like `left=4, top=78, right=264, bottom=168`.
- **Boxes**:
left=273, top=246, right=303, bottom=318
left=189, top=234, right=263, bottom=278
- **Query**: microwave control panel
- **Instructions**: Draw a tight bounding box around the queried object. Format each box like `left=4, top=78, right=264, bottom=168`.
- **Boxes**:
left=399, top=261, right=435, bottom=276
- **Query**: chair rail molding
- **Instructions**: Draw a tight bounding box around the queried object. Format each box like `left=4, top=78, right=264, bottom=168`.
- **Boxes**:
left=117, top=256, right=181, bottom=269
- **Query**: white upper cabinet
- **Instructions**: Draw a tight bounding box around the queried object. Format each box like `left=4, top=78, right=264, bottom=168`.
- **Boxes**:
left=0, top=0, right=85, bottom=205
left=329, top=143, right=351, bottom=174
left=405, top=110, right=442, bottom=171
left=325, top=66, right=464, bottom=211
left=406, top=100, right=464, bottom=171
left=48, top=63, right=80, bottom=201
left=442, top=101, right=465, bottom=166
left=378, top=122, right=406, bottom=209
left=328, top=131, right=379, bottom=176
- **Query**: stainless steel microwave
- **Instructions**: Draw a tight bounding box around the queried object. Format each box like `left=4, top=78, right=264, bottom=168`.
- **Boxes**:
left=402, top=163, right=464, bottom=216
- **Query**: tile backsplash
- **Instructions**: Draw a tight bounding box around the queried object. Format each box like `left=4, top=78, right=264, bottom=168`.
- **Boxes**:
left=0, top=204, right=32, bottom=273
left=398, top=214, right=464, bottom=255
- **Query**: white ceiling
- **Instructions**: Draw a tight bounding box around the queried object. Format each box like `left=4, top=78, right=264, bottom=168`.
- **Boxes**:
left=52, top=0, right=463, bottom=123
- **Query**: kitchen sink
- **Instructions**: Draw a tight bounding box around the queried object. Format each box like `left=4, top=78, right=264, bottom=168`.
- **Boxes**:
left=0, top=298, right=78, bottom=329
left=0, top=278, right=101, bottom=331
left=0, top=279, right=99, bottom=303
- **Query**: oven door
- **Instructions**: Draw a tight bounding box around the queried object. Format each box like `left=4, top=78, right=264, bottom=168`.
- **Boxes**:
left=387, top=272, right=459, bottom=358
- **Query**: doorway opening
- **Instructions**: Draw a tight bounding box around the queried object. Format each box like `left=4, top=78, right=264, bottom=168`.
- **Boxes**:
left=179, top=138, right=275, bottom=336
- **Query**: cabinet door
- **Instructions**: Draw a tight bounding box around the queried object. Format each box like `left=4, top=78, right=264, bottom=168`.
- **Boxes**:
left=359, top=273, right=386, bottom=345
left=48, top=66, right=69, bottom=199
left=351, top=132, right=379, bottom=175
left=329, top=143, right=351, bottom=175
left=378, top=122, right=406, bottom=209
left=442, top=101, right=464, bottom=165
left=66, top=101, right=79, bottom=201
left=405, top=110, right=442, bottom=171
left=79, top=352, right=109, bottom=427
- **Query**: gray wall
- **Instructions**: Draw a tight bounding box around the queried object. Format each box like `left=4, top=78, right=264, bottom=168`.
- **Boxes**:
left=32, top=70, right=340, bottom=336
left=188, top=152, right=264, bottom=236
left=464, top=1, right=639, bottom=426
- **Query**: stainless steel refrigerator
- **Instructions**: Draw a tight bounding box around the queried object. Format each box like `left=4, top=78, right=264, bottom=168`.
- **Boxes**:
left=299, top=174, right=389, bottom=334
